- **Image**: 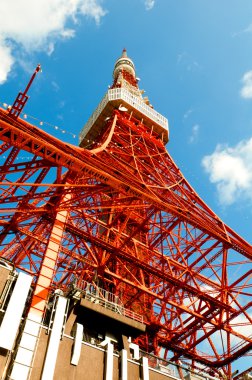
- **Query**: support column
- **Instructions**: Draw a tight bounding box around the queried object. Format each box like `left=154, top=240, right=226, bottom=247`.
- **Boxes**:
left=0, top=272, right=32, bottom=351
left=71, top=323, right=83, bottom=366
left=129, top=341, right=140, bottom=360
left=10, top=192, right=71, bottom=380
left=30, top=198, right=71, bottom=319
left=41, top=295, right=68, bottom=380
left=105, top=342, right=114, bottom=380
left=141, top=357, right=149, bottom=380
left=120, top=349, right=128, bottom=380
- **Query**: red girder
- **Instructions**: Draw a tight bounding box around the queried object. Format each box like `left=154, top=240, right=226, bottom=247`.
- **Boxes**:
left=0, top=102, right=252, bottom=377
left=0, top=108, right=251, bottom=256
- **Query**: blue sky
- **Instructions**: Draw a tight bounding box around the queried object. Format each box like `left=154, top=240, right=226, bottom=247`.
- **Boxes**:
left=1, top=0, right=252, bottom=372
left=1, top=1, right=252, bottom=227
left=1, top=1, right=252, bottom=251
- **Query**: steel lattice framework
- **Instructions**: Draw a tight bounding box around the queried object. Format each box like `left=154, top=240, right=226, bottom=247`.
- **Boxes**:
left=0, top=51, right=252, bottom=378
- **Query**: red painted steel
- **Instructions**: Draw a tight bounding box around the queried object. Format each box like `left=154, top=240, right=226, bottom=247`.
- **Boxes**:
left=8, top=64, right=41, bottom=118
left=0, top=56, right=252, bottom=378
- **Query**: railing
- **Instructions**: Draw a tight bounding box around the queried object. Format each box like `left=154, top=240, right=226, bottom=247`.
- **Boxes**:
left=79, top=92, right=109, bottom=142
left=0, top=272, right=16, bottom=312
left=80, top=281, right=123, bottom=306
left=79, top=87, right=168, bottom=143
left=140, top=351, right=177, bottom=377
left=108, top=88, right=168, bottom=129
left=139, top=351, right=219, bottom=380
left=71, top=280, right=144, bottom=324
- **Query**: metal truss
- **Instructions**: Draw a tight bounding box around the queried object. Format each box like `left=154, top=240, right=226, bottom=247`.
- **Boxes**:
left=0, top=103, right=252, bottom=378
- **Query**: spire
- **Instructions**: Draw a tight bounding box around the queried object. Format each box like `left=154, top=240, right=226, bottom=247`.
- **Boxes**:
left=113, top=48, right=136, bottom=83
left=110, top=49, right=153, bottom=106
left=122, top=48, right=127, bottom=57
left=80, top=49, right=169, bottom=147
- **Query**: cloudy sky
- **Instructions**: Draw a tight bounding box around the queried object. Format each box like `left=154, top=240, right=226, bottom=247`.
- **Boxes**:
left=1, top=0, right=252, bottom=371
left=1, top=0, right=252, bottom=233
left=1, top=4, right=252, bottom=228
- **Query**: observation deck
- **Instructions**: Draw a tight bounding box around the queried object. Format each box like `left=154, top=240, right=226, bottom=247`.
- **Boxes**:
left=79, top=87, right=169, bottom=147
left=68, top=281, right=146, bottom=337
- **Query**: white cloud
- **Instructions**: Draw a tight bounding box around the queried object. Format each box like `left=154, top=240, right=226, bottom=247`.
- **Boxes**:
left=183, top=108, right=193, bottom=120
left=244, top=23, right=252, bottom=33
left=0, top=39, right=14, bottom=84
left=212, top=312, right=252, bottom=350
left=0, top=0, right=107, bottom=84
left=144, top=0, right=155, bottom=10
left=177, top=51, right=200, bottom=72
left=80, top=0, right=107, bottom=23
left=240, top=70, right=252, bottom=99
left=231, top=313, right=252, bottom=341
left=60, top=29, right=76, bottom=39
left=202, top=139, right=252, bottom=205
left=189, top=124, right=199, bottom=144
left=47, top=42, right=55, bottom=56
left=51, top=81, right=60, bottom=92
left=232, top=23, right=252, bottom=37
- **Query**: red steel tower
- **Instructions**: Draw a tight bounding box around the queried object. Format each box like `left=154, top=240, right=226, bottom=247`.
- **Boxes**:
left=0, top=50, right=252, bottom=379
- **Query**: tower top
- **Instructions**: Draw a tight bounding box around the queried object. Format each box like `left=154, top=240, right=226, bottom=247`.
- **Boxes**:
left=112, top=48, right=139, bottom=93
left=79, top=50, right=169, bottom=146
left=113, top=49, right=136, bottom=81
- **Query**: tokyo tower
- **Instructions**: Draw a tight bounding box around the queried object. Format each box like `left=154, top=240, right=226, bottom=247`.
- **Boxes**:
left=0, top=49, right=251, bottom=380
